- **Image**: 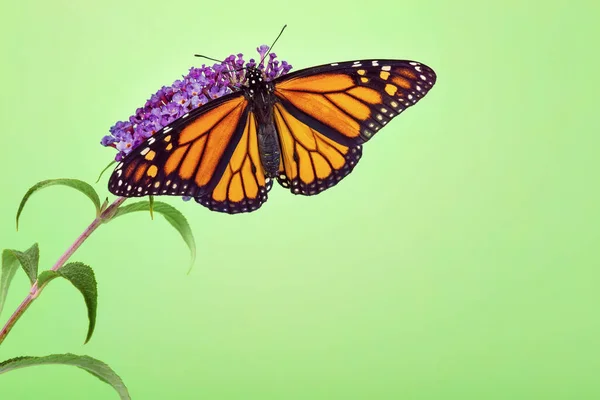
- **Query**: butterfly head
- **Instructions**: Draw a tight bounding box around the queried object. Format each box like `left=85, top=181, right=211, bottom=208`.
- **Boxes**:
left=244, top=66, right=272, bottom=97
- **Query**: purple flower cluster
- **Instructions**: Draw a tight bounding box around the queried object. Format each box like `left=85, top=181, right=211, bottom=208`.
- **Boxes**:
left=101, top=45, right=292, bottom=161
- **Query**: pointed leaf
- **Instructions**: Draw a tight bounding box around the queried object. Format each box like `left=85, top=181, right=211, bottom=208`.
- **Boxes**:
left=96, top=160, right=117, bottom=183
left=0, top=251, right=20, bottom=317
left=34, top=265, right=96, bottom=343
left=16, top=179, right=101, bottom=230
left=113, top=201, right=196, bottom=270
left=0, top=354, right=130, bottom=400
left=7, top=243, right=40, bottom=284
left=54, top=262, right=98, bottom=344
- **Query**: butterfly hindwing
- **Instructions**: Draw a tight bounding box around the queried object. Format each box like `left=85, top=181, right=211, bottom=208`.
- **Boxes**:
left=273, top=102, right=363, bottom=195
left=195, top=111, right=273, bottom=213
left=108, top=93, right=249, bottom=198
left=271, top=59, right=435, bottom=195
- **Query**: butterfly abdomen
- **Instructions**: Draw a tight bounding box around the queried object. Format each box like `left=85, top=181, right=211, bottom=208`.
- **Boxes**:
left=257, top=124, right=281, bottom=178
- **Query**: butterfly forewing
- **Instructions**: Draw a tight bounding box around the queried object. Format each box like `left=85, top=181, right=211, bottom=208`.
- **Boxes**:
left=108, top=93, right=249, bottom=198
left=273, top=59, right=436, bottom=145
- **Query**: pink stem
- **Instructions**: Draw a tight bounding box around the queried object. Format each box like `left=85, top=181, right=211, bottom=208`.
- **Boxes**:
left=0, top=196, right=127, bottom=346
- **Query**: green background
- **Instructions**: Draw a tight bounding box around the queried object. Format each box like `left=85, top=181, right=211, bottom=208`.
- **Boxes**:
left=1, top=0, right=598, bottom=398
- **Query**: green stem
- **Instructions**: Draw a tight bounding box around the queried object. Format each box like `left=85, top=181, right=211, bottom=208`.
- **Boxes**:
left=0, top=197, right=127, bottom=346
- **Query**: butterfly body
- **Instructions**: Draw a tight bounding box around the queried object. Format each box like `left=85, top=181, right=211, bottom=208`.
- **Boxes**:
left=243, top=67, right=281, bottom=178
left=109, top=59, right=437, bottom=214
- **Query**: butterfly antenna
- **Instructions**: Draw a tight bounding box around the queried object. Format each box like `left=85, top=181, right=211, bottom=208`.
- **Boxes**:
left=260, top=24, right=287, bottom=65
left=194, top=54, right=224, bottom=64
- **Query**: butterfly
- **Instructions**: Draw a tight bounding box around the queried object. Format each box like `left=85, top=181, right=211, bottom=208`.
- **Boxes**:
left=108, top=59, right=436, bottom=214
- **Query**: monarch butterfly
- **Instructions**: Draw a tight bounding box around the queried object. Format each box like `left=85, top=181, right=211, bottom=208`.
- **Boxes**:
left=108, top=57, right=436, bottom=214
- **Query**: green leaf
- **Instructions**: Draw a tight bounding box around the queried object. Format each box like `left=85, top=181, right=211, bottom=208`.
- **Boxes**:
left=7, top=243, right=40, bottom=285
left=149, top=195, right=155, bottom=220
left=100, top=197, right=110, bottom=213
left=16, top=179, right=102, bottom=230
left=34, top=264, right=97, bottom=343
left=37, top=270, right=59, bottom=288
left=0, top=354, right=130, bottom=400
left=54, top=262, right=98, bottom=343
left=114, top=201, right=196, bottom=271
left=0, top=251, right=20, bottom=317
left=0, top=243, right=39, bottom=316
left=96, top=160, right=117, bottom=183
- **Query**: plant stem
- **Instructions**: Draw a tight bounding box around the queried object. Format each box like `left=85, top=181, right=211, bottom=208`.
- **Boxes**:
left=0, top=196, right=127, bottom=346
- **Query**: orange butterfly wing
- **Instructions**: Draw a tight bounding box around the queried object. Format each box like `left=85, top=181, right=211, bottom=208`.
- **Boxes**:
left=195, top=111, right=273, bottom=213
left=272, top=60, right=436, bottom=194
left=108, top=93, right=249, bottom=198
left=272, top=102, right=363, bottom=195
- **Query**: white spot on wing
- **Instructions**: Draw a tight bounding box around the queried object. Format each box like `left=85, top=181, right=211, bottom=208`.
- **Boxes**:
left=164, top=127, right=173, bottom=133
left=381, top=65, right=391, bottom=71
left=140, top=147, right=150, bottom=156
left=148, top=137, right=156, bottom=144
left=182, top=113, right=190, bottom=119
left=331, top=63, right=338, bottom=66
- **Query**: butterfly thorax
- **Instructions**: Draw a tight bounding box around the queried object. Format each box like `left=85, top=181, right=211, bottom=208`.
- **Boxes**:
left=243, top=67, right=281, bottom=178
